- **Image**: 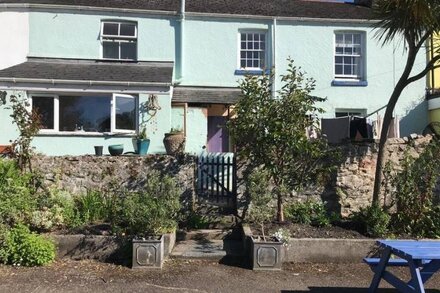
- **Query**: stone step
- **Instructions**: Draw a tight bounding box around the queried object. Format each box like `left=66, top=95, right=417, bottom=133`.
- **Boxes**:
left=170, top=239, right=244, bottom=260
left=195, top=200, right=237, bottom=215
left=177, top=229, right=231, bottom=241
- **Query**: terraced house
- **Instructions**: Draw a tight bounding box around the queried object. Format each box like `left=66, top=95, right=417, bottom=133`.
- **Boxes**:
left=0, top=0, right=427, bottom=155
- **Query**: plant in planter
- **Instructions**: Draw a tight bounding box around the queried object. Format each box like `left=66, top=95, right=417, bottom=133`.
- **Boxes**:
left=136, top=127, right=150, bottom=156
left=109, top=171, right=181, bottom=269
left=246, top=169, right=284, bottom=271
left=163, top=128, right=185, bottom=155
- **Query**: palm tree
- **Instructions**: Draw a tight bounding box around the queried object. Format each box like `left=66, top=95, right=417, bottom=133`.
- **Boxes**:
left=372, top=0, right=440, bottom=204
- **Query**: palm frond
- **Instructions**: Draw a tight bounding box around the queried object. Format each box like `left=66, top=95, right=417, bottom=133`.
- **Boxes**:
left=372, top=0, right=440, bottom=45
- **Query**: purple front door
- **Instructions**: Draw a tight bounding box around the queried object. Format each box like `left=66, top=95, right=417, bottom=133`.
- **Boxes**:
left=207, top=116, right=229, bottom=153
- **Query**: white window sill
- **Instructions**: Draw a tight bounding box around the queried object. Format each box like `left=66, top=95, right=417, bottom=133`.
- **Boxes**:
left=235, top=69, right=270, bottom=75
left=36, top=131, right=135, bottom=137
left=332, top=80, right=368, bottom=87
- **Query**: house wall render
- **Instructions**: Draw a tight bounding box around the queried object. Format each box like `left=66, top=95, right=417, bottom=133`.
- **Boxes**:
left=0, top=11, right=29, bottom=70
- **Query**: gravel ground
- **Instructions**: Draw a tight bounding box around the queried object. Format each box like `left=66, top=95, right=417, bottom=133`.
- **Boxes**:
left=0, top=259, right=439, bottom=293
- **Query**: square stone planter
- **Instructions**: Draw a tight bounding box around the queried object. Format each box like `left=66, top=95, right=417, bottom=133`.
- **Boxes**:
left=132, top=235, right=164, bottom=269
left=251, top=236, right=283, bottom=271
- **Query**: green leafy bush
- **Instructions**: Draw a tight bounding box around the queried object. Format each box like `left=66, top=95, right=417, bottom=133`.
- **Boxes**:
left=385, top=139, right=440, bottom=238
left=186, top=212, right=210, bottom=229
left=0, top=224, right=55, bottom=266
left=246, top=169, right=274, bottom=238
left=109, top=171, right=181, bottom=236
left=351, top=204, right=390, bottom=237
left=284, top=200, right=331, bottom=227
left=74, top=190, right=107, bottom=224
left=0, top=159, right=38, bottom=226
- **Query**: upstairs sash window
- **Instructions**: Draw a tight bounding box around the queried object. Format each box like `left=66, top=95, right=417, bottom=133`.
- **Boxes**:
left=334, top=32, right=364, bottom=80
left=239, top=32, right=266, bottom=70
left=101, top=21, right=137, bottom=61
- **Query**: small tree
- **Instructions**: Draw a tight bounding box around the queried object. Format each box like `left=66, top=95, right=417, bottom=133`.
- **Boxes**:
left=371, top=0, right=440, bottom=204
left=228, top=60, right=335, bottom=222
left=246, top=169, right=273, bottom=239
left=2, top=93, right=41, bottom=172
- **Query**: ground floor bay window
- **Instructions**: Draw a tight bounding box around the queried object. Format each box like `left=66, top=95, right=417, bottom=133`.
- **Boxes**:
left=30, top=93, right=136, bottom=134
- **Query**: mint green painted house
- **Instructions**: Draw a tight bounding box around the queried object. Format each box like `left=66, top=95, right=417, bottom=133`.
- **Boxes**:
left=0, top=0, right=428, bottom=156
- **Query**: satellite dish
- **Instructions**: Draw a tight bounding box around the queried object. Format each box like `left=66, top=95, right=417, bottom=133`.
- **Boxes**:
left=422, top=122, right=440, bottom=136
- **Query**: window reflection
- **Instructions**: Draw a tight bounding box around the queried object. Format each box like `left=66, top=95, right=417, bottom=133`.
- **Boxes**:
left=59, top=96, right=111, bottom=132
left=115, top=96, right=136, bottom=130
left=33, top=97, right=54, bottom=129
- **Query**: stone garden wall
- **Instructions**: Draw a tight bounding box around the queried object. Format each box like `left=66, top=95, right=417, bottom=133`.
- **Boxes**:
left=333, top=135, right=432, bottom=216
left=236, top=135, right=434, bottom=217
left=32, top=135, right=434, bottom=217
left=32, top=155, right=197, bottom=210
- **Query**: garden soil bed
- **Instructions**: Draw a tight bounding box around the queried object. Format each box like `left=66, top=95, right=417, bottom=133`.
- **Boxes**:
left=250, top=222, right=368, bottom=239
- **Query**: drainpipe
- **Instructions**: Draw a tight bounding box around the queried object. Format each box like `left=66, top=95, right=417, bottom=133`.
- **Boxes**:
left=271, top=18, right=277, bottom=97
left=175, top=0, right=185, bottom=83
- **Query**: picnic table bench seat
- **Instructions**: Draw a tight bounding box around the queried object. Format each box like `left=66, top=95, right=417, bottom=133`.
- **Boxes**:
left=364, top=258, right=431, bottom=267
left=364, top=257, right=409, bottom=267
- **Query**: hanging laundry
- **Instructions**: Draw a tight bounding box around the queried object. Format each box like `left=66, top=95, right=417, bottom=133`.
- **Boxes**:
left=387, top=116, right=400, bottom=138
left=321, top=116, right=350, bottom=143
left=372, top=114, right=383, bottom=139
left=350, top=117, right=369, bottom=140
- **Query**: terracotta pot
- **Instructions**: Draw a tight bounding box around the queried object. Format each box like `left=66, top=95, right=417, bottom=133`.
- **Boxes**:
left=163, top=132, right=185, bottom=155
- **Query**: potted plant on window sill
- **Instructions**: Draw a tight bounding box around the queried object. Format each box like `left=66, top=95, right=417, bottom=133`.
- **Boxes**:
left=163, top=128, right=185, bottom=155
left=136, top=127, right=150, bottom=156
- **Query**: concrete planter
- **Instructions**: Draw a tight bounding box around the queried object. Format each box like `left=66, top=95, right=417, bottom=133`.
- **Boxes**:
left=251, top=236, right=283, bottom=271
left=241, top=224, right=376, bottom=264
left=132, top=235, right=164, bottom=269
left=50, top=231, right=176, bottom=266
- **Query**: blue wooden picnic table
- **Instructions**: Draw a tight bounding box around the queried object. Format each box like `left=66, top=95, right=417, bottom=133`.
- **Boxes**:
left=365, top=240, right=440, bottom=293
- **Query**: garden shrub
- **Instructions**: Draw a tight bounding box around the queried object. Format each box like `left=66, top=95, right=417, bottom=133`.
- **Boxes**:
left=0, top=159, right=39, bottom=226
left=74, top=190, right=108, bottom=225
left=186, top=212, right=210, bottom=229
left=386, top=139, right=440, bottom=238
left=351, top=204, right=390, bottom=237
left=246, top=169, right=274, bottom=238
left=0, top=224, right=56, bottom=266
left=284, top=200, right=331, bottom=227
left=109, top=171, right=181, bottom=236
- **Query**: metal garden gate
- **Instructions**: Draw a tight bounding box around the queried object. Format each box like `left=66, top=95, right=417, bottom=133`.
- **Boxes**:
left=196, top=152, right=237, bottom=207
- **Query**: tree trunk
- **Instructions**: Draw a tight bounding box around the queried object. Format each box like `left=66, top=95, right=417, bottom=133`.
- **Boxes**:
left=277, top=191, right=284, bottom=222
left=372, top=45, right=418, bottom=204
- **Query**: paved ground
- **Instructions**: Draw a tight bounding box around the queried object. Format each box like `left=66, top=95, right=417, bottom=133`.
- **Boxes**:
left=0, top=258, right=439, bottom=293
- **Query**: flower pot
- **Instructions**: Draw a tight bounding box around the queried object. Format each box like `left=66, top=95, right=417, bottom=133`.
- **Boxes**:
left=108, top=144, right=124, bottom=156
left=163, top=132, right=185, bottom=155
left=136, top=139, right=150, bottom=156
left=250, top=236, right=283, bottom=271
left=94, top=146, right=103, bottom=156
left=132, top=235, right=164, bottom=269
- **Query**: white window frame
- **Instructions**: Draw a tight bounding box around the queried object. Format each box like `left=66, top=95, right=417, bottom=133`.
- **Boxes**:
left=29, top=94, right=59, bottom=133
left=101, top=21, right=138, bottom=61
left=111, top=93, right=137, bottom=134
left=238, top=30, right=267, bottom=71
left=334, top=31, right=365, bottom=81
left=335, top=108, right=367, bottom=118
left=30, top=93, right=137, bottom=135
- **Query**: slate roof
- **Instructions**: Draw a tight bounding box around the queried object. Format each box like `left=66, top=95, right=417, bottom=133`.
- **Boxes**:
left=0, top=0, right=373, bottom=20
left=173, top=86, right=241, bottom=104
left=0, top=58, right=174, bottom=84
